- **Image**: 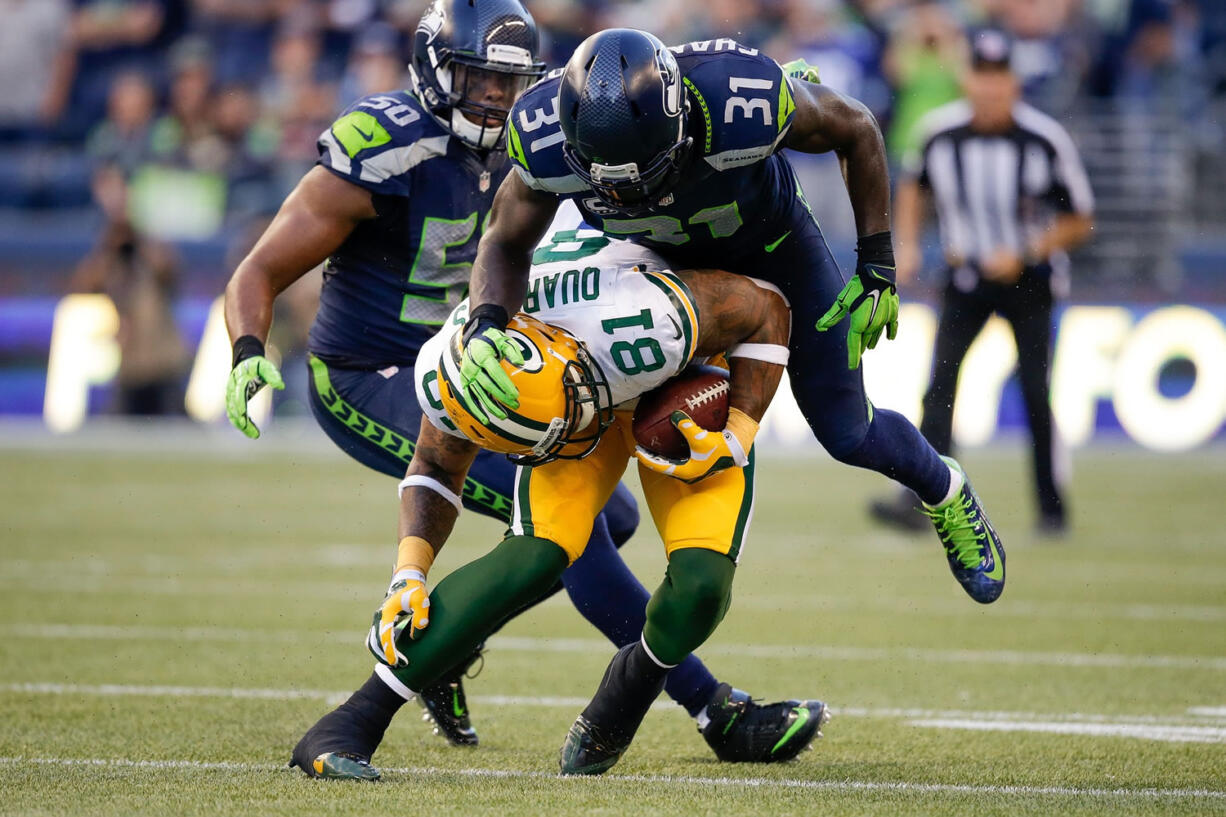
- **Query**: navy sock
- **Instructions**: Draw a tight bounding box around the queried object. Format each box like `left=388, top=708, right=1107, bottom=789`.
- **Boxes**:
left=840, top=407, right=951, bottom=506
left=562, top=516, right=720, bottom=716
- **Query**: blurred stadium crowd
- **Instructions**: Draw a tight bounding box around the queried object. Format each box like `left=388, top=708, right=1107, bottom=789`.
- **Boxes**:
left=2, top=0, right=1225, bottom=421
left=3, top=0, right=1223, bottom=289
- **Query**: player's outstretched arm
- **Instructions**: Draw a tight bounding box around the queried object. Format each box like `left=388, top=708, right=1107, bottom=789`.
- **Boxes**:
left=784, top=81, right=890, bottom=238
left=458, top=172, right=560, bottom=417
left=787, top=83, right=899, bottom=369
left=222, top=167, right=377, bottom=437
left=634, top=270, right=790, bottom=483
left=371, top=418, right=480, bottom=667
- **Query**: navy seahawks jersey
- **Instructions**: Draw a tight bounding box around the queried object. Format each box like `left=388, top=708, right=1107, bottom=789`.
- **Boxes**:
left=309, top=90, right=509, bottom=368
left=506, top=40, right=808, bottom=271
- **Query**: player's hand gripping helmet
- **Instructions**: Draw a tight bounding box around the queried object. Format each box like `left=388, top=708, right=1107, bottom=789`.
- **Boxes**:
left=437, top=315, right=614, bottom=465
left=410, top=0, right=546, bottom=149
left=558, top=29, right=691, bottom=214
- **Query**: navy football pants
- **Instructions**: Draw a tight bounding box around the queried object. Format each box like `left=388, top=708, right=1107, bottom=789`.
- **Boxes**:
left=726, top=203, right=951, bottom=504
left=305, top=354, right=721, bottom=715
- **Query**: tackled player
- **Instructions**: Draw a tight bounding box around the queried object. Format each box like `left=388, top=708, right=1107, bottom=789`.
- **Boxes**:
left=291, top=226, right=830, bottom=778
left=227, top=0, right=823, bottom=778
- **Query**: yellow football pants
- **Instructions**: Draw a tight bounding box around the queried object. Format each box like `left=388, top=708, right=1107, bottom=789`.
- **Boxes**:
left=507, top=411, right=755, bottom=564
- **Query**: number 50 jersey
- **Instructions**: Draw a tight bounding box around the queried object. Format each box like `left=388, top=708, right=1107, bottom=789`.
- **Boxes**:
left=414, top=226, right=700, bottom=440
left=309, top=90, right=510, bottom=369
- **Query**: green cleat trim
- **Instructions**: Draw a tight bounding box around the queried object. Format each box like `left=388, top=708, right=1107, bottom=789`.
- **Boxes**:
left=770, top=706, right=811, bottom=755
left=309, top=753, right=380, bottom=781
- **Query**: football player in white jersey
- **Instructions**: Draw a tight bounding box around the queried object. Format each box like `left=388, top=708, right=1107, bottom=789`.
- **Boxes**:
left=291, top=221, right=829, bottom=778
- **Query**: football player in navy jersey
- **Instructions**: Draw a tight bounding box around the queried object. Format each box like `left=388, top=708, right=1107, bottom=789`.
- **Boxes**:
left=460, top=29, right=1006, bottom=607
left=223, top=0, right=820, bottom=779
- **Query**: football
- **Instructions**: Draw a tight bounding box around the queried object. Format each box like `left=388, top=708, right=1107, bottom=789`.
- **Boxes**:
left=632, top=364, right=730, bottom=459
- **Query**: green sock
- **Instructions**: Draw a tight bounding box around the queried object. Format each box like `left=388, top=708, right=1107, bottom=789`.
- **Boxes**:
left=391, top=535, right=567, bottom=691
left=642, top=548, right=736, bottom=666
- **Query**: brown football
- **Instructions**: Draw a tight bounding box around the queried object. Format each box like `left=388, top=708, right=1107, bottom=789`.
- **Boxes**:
left=631, top=364, right=730, bottom=459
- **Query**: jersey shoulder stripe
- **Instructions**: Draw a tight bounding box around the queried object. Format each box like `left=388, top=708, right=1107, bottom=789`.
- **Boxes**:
left=317, top=91, right=450, bottom=196
left=641, top=270, right=698, bottom=370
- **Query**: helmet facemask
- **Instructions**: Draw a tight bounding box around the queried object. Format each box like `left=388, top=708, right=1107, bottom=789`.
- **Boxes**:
left=516, top=344, right=614, bottom=465
left=562, top=135, right=692, bottom=215
left=437, top=56, right=540, bottom=149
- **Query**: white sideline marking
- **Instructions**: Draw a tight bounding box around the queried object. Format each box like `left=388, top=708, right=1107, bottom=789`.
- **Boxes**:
left=11, top=624, right=1226, bottom=672
left=0, top=756, right=1221, bottom=801
left=8, top=683, right=1226, bottom=730
left=911, top=719, right=1226, bottom=744
left=1188, top=706, right=1226, bottom=718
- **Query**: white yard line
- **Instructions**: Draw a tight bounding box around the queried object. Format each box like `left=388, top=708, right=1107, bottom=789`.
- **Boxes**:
left=6, top=682, right=1226, bottom=729
left=10, top=624, right=1226, bottom=672
left=910, top=718, right=1226, bottom=744
left=0, top=756, right=1220, bottom=801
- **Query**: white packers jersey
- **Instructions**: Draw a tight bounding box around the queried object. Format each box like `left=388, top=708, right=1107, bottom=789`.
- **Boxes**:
left=414, top=224, right=699, bottom=439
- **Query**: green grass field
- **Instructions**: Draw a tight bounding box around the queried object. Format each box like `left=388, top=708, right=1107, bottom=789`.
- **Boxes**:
left=2, top=432, right=1224, bottom=816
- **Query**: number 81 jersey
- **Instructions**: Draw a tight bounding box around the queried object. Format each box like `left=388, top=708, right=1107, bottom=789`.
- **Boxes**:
left=309, top=90, right=510, bottom=369
left=415, top=227, right=700, bottom=440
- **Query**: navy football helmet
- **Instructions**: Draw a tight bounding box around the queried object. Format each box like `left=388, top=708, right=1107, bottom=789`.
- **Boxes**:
left=558, top=29, right=691, bottom=214
left=410, top=0, right=546, bottom=149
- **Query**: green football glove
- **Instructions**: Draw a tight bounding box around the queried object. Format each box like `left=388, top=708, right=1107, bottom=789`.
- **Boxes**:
left=225, top=348, right=284, bottom=439
left=781, top=58, right=821, bottom=85
left=816, top=233, right=899, bottom=369
left=459, top=305, right=524, bottom=424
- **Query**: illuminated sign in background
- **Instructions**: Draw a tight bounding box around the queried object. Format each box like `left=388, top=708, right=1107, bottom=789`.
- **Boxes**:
left=0, top=297, right=1223, bottom=452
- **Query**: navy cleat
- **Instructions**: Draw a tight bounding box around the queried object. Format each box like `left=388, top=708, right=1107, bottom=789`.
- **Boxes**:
left=700, top=684, right=830, bottom=763
left=418, top=675, right=478, bottom=746
left=924, top=457, right=1005, bottom=604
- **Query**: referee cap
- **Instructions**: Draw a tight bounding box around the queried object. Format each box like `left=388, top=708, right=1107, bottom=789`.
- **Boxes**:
left=970, top=28, right=1014, bottom=72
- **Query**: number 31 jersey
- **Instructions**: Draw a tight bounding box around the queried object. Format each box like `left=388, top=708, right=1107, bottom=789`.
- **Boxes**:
left=505, top=41, right=808, bottom=273
left=309, top=90, right=509, bottom=369
left=415, top=219, right=700, bottom=439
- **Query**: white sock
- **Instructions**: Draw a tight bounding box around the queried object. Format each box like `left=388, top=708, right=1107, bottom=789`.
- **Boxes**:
left=695, top=706, right=712, bottom=730
left=374, top=663, right=418, bottom=702
left=929, top=462, right=964, bottom=509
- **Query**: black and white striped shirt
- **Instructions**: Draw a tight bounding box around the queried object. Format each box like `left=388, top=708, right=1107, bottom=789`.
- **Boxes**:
left=903, top=100, right=1094, bottom=288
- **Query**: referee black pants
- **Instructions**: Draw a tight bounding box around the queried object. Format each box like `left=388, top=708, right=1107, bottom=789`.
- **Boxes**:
left=919, top=269, right=1066, bottom=521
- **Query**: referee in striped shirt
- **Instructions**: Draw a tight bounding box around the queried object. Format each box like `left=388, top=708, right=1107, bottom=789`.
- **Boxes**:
left=871, top=29, right=1094, bottom=536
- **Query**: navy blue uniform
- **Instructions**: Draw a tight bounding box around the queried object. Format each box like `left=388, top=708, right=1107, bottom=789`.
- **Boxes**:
left=507, top=41, right=950, bottom=494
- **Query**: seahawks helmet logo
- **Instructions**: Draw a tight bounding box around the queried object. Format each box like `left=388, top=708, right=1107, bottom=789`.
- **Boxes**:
left=657, top=48, right=682, bottom=118
left=418, top=1, right=445, bottom=42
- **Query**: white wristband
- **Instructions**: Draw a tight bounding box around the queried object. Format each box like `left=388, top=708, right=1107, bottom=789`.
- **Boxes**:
left=728, top=343, right=790, bottom=365
left=397, top=475, right=463, bottom=512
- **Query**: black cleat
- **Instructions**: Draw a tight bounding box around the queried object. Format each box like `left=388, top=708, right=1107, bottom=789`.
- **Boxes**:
left=869, top=489, right=928, bottom=532
left=558, top=715, right=630, bottom=776
left=289, top=705, right=383, bottom=781
left=700, top=683, right=830, bottom=763
left=418, top=676, right=478, bottom=746
left=558, top=643, right=668, bottom=776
